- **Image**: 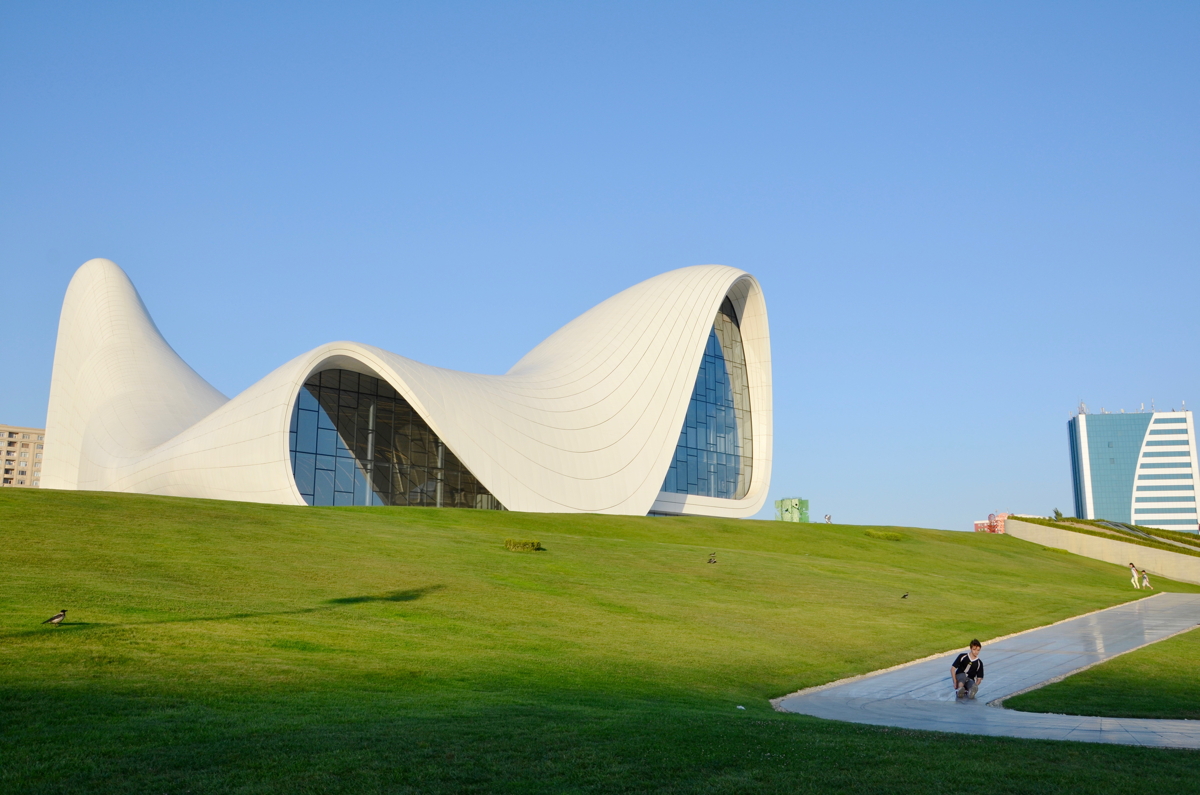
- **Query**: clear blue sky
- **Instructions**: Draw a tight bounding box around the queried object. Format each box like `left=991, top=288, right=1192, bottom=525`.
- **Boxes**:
left=2, top=3, right=1197, bottom=529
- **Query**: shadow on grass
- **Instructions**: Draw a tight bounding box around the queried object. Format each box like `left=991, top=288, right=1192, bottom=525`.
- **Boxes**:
left=5, top=684, right=1199, bottom=795
left=2, top=585, right=445, bottom=637
left=325, top=585, right=445, bottom=604
left=23, top=622, right=111, bottom=632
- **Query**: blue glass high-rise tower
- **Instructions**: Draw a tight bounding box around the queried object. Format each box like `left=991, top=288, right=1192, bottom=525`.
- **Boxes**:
left=1068, top=409, right=1199, bottom=532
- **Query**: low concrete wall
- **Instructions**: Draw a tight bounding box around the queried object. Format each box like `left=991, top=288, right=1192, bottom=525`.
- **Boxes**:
left=1006, top=519, right=1200, bottom=586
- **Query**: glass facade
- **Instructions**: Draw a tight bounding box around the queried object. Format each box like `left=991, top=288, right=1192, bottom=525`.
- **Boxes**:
left=661, top=297, right=753, bottom=500
left=1069, top=412, right=1198, bottom=530
left=1074, top=413, right=1153, bottom=522
left=289, top=369, right=503, bottom=509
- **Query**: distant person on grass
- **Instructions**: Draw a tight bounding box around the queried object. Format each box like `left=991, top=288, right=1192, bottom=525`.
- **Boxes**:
left=1129, top=562, right=1141, bottom=589
left=1141, top=569, right=1153, bottom=590
left=951, top=639, right=985, bottom=700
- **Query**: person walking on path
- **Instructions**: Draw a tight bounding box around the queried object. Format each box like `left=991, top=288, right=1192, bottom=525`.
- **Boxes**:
left=1141, top=569, right=1154, bottom=590
left=1129, top=562, right=1141, bottom=589
left=950, top=639, right=985, bottom=700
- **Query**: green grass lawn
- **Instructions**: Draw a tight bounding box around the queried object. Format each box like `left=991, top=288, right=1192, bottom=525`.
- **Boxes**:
left=1006, top=625, right=1200, bottom=720
left=2, top=489, right=1199, bottom=794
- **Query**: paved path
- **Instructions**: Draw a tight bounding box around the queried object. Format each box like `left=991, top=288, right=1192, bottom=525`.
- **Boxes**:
left=775, top=593, right=1200, bottom=748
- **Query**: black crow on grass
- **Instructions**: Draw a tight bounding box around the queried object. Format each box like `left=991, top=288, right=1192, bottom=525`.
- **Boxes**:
left=42, top=610, right=67, bottom=626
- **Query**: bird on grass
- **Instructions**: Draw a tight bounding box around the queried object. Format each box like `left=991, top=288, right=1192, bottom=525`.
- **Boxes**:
left=707, top=553, right=718, bottom=564
left=42, top=609, right=67, bottom=626
left=901, top=593, right=909, bottom=599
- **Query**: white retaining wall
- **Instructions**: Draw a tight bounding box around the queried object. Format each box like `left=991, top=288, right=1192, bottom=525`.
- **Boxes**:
left=1006, top=519, right=1200, bottom=586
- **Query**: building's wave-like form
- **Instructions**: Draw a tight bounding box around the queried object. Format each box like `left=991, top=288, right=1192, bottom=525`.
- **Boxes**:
left=42, top=259, right=772, bottom=516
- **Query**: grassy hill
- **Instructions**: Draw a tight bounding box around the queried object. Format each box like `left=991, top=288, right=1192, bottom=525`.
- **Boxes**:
left=2, top=489, right=1198, bottom=794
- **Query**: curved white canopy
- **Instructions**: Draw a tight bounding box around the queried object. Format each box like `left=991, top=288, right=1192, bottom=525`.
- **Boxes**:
left=42, top=259, right=771, bottom=516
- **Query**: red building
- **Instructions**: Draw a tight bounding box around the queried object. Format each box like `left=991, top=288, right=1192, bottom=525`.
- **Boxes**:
left=973, top=513, right=1009, bottom=533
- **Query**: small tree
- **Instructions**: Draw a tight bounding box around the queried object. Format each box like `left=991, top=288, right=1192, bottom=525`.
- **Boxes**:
left=1053, top=508, right=1064, bottom=521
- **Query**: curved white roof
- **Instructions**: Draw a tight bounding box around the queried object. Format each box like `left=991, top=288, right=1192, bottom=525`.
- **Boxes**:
left=42, top=259, right=772, bottom=516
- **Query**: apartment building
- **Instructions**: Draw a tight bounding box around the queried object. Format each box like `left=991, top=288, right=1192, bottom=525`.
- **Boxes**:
left=1, top=424, right=46, bottom=488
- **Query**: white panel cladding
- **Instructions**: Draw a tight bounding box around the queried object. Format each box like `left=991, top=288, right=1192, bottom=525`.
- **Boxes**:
left=1077, top=414, right=1093, bottom=519
left=41, top=259, right=772, bottom=517
left=1132, top=411, right=1199, bottom=531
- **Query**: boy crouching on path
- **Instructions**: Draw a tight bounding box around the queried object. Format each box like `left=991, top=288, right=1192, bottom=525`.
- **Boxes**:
left=951, top=639, right=985, bottom=699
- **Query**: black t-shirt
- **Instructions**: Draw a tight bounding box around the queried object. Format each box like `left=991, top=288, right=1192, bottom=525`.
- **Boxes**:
left=953, top=652, right=984, bottom=679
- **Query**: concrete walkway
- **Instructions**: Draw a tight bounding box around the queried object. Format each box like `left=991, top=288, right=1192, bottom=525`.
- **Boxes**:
left=774, top=593, right=1200, bottom=749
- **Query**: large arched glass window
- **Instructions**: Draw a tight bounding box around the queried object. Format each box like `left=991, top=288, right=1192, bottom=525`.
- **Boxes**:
left=289, top=369, right=503, bottom=509
left=660, top=297, right=753, bottom=499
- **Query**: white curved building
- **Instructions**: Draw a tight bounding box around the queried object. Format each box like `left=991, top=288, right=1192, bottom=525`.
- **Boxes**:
left=42, top=259, right=772, bottom=517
